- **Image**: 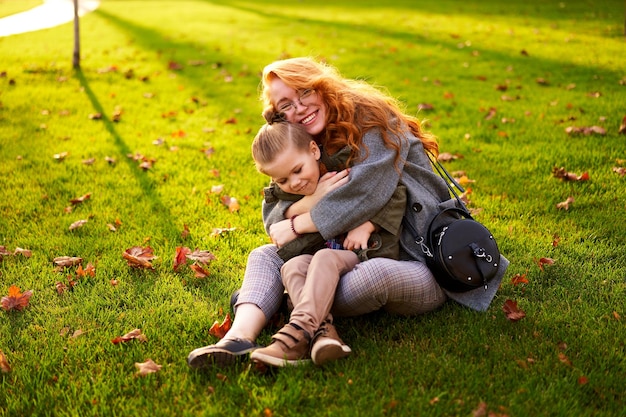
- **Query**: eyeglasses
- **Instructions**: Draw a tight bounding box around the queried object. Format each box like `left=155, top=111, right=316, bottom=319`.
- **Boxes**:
left=276, top=89, right=316, bottom=114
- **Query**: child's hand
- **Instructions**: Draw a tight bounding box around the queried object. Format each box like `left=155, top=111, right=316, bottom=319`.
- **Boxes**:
left=343, top=221, right=375, bottom=251
left=269, top=219, right=297, bottom=247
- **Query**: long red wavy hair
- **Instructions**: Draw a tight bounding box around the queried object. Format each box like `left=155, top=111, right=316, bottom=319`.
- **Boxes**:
left=261, top=57, right=438, bottom=168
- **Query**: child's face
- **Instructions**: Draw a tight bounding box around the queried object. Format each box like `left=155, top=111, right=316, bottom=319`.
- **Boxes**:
left=262, top=141, right=321, bottom=195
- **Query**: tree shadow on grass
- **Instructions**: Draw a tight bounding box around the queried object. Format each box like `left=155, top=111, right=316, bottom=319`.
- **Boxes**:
left=73, top=69, right=179, bottom=240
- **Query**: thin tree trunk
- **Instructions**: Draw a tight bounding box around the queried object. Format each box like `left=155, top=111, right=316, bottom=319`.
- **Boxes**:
left=73, top=0, right=80, bottom=69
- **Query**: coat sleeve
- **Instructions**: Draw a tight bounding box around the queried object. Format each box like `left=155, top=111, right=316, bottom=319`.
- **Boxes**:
left=311, top=129, right=410, bottom=239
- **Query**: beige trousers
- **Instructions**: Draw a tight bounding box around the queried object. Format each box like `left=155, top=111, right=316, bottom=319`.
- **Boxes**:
left=281, top=249, right=359, bottom=337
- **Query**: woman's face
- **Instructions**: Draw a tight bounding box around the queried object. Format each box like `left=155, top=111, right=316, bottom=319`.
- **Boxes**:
left=268, top=78, right=327, bottom=136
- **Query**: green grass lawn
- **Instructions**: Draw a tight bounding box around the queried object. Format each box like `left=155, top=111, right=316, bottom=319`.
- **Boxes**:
left=1, top=0, right=625, bottom=416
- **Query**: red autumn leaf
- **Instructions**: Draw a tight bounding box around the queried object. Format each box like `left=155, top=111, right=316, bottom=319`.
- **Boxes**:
left=53, top=256, right=83, bottom=267
left=123, top=246, right=156, bottom=270
left=0, top=350, right=11, bottom=373
left=186, top=249, right=216, bottom=265
left=1, top=285, right=33, bottom=312
left=502, top=299, right=526, bottom=321
left=190, top=263, right=210, bottom=278
left=511, top=273, right=529, bottom=286
left=173, top=246, right=191, bottom=271
left=537, top=257, right=555, bottom=271
left=552, top=234, right=561, bottom=247
left=578, top=376, right=589, bottom=385
left=135, top=359, right=162, bottom=376
left=220, top=195, right=240, bottom=213
left=70, top=193, right=91, bottom=205
left=111, top=328, right=148, bottom=344
left=224, top=117, right=237, bottom=124
left=209, top=313, right=232, bottom=339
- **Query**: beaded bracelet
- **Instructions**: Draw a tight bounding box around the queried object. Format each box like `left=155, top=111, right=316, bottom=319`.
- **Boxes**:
left=290, top=215, right=302, bottom=237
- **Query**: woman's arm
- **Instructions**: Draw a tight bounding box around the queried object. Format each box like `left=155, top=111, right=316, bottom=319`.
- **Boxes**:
left=311, top=129, right=411, bottom=239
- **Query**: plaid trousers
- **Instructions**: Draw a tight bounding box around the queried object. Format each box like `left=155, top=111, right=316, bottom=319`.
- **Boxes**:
left=237, top=244, right=447, bottom=321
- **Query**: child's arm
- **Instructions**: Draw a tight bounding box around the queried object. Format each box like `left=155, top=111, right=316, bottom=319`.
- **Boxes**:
left=342, top=221, right=377, bottom=251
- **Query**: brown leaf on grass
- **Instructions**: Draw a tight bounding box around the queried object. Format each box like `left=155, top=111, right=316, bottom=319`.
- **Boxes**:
left=220, top=195, right=240, bottom=213
left=536, top=78, right=549, bottom=85
left=0, top=350, right=11, bottom=373
left=209, top=313, right=232, bottom=339
left=613, top=167, right=626, bottom=177
left=618, top=116, right=626, bottom=134
left=190, top=263, right=210, bottom=278
left=0, top=246, right=11, bottom=258
left=123, top=246, right=156, bottom=269
left=472, top=401, right=488, bottom=417
left=70, top=193, right=92, bottom=205
left=556, top=196, right=575, bottom=210
left=0, top=350, right=11, bottom=374
left=76, top=263, right=96, bottom=278
left=558, top=352, right=573, bottom=367
left=111, top=328, right=148, bottom=344
left=417, top=103, right=435, bottom=111
left=484, top=107, right=497, bottom=120
left=536, top=257, right=555, bottom=271
left=1, top=285, right=33, bottom=312
left=54, top=256, right=83, bottom=267
left=211, top=227, right=237, bottom=237
left=14, top=247, right=32, bottom=258
left=135, top=359, right=162, bottom=376
left=565, top=125, right=606, bottom=135
left=437, top=152, right=463, bottom=162
left=552, top=167, right=589, bottom=182
left=69, top=219, right=88, bottom=230
left=186, top=249, right=217, bottom=265
left=181, top=224, right=190, bottom=239
left=502, top=299, right=526, bottom=321
left=511, top=272, right=529, bottom=286
left=53, top=152, right=69, bottom=162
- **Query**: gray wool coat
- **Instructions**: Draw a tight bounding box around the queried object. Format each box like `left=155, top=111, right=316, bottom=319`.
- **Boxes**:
left=263, top=127, right=509, bottom=311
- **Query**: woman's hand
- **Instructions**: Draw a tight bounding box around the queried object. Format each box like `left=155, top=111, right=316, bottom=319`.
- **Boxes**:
left=343, top=221, right=376, bottom=250
left=284, top=169, right=350, bottom=217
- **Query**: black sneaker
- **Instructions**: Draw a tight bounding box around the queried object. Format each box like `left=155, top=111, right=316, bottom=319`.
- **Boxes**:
left=187, top=338, right=260, bottom=369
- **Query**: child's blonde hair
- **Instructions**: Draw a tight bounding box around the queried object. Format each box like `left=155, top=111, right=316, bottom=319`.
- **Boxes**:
left=252, top=110, right=314, bottom=175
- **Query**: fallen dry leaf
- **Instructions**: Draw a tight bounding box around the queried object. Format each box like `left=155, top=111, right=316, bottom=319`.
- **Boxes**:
left=552, top=167, right=589, bottom=182
left=69, top=219, right=88, bottom=230
left=502, top=299, right=526, bottom=321
left=53, top=256, right=83, bottom=267
left=186, top=249, right=217, bottom=264
left=209, top=313, right=232, bottom=339
left=556, top=196, right=575, bottom=210
left=0, top=350, right=11, bottom=373
left=511, top=273, right=529, bottom=286
left=537, top=257, right=555, bottom=271
left=190, top=263, right=210, bottom=278
left=123, top=246, right=156, bottom=270
left=619, top=116, right=626, bottom=134
left=220, top=195, right=240, bottom=213
left=70, top=193, right=92, bottom=205
left=111, top=328, right=148, bottom=344
left=135, top=359, right=162, bottom=376
left=1, top=285, right=33, bottom=312
left=13, top=247, right=32, bottom=258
